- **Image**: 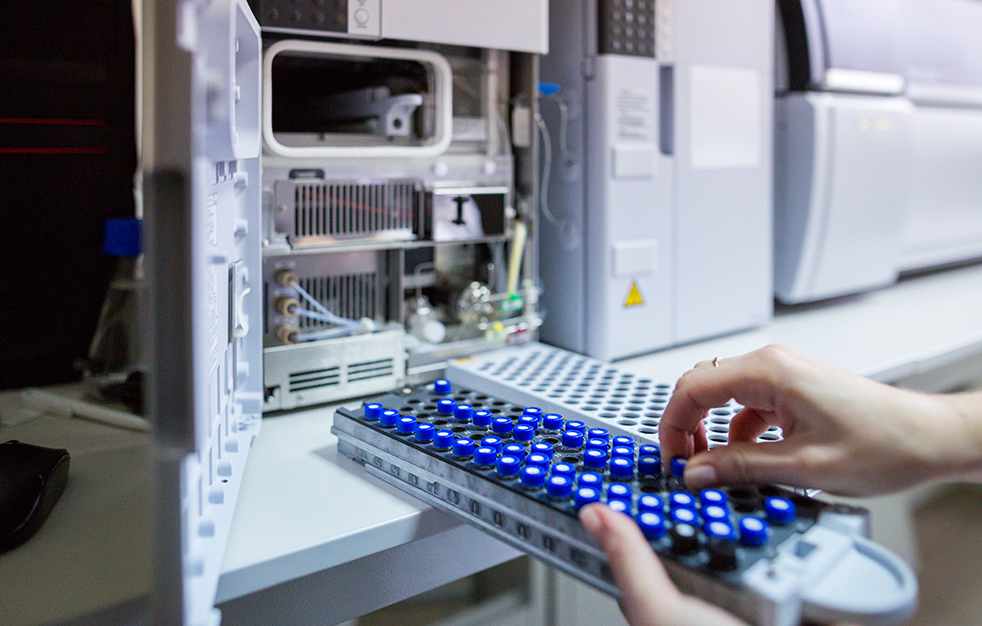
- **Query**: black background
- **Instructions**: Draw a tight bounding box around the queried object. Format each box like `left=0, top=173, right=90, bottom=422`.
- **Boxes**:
left=0, top=0, right=137, bottom=389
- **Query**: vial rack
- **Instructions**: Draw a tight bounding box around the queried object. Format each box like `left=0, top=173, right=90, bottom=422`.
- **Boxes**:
left=332, top=379, right=917, bottom=626
left=446, top=343, right=783, bottom=445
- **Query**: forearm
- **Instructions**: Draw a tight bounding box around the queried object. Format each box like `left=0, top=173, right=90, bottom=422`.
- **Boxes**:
left=934, top=391, right=982, bottom=482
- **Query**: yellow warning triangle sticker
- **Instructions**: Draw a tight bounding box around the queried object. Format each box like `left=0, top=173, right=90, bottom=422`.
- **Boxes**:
left=625, top=282, right=644, bottom=307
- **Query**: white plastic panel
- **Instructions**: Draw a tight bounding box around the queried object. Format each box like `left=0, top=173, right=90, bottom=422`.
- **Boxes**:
left=814, top=0, right=904, bottom=75
left=795, top=0, right=982, bottom=93
left=673, top=0, right=773, bottom=343
left=899, top=106, right=982, bottom=270
left=380, top=0, right=548, bottom=54
left=585, top=55, right=671, bottom=361
left=898, top=0, right=982, bottom=90
left=774, top=93, right=911, bottom=303
left=144, top=0, right=264, bottom=624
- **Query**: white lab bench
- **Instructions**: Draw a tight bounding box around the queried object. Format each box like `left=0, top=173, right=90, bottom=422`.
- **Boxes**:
left=3, top=263, right=982, bottom=626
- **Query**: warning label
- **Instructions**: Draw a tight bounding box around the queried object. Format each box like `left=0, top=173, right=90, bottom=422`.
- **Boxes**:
left=625, top=282, right=644, bottom=307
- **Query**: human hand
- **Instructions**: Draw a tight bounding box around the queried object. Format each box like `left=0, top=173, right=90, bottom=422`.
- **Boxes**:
left=579, top=503, right=748, bottom=626
left=660, top=344, right=982, bottom=496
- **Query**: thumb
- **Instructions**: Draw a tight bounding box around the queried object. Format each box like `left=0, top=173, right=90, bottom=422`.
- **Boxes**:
left=683, top=440, right=801, bottom=490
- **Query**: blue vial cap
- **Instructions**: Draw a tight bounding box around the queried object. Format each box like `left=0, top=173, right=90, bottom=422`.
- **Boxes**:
left=583, top=449, right=608, bottom=470
left=397, top=416, right=417, bottom=434
left=531, top=442, right=554, bottom=458
left=578, top=472, right=603, bottom=488
left=103, top=218, right=142, bottom=257
left=527, top=452, right=551, bottom=468
left=610, top=457, right=634, bottom=480
left=380, top=409, right=400, bottom=428
left=561, top=430, right=585, bottom=449
left=739, top=516, right=770, bottom=547
left=437, top=399, right=456, bottom=416
left=637, top=512, right=667, bottom=540
left=517, top=415, right=539, bottom=428
left=703, top=505, right=729, bottom=523
left=503, top=443, right=526, bottom=460
left=638, top=494, right=664, bottom=513
left=551, top=462, right=576, bottom=479
left=513, top=424, right=536, bottom=443
left=543, top=414, right=564, bottom=431
left=454, top=404, right=474, bottom=423
left=671, top=507, right=700, bottom=526
left=566, top=420, right=587, bottom=433
left=611, top=446, right=635, bottom=459
left=414, top=423, right=436, bottom=443
left=496, top=455, right=522, bottom=478
left=433, top=430, right=455, bottom=450
left=669, top=492, right=696, bottom=509
left=706, top=521, right=736, bottom=541
left=433, top=379, right=452, bottom=394
left=492, top=417, right=514, bottom=435
left=764, top=497, right=796, bottom=526
left=521, top=465, right=547, bottom=489
left=639, top=444, right=660, bottom=457
left=607, top=499, right=630, bottom=514
left=574, top=486, right=602, bottom=510
left=587, top=428, right=610, bottom=443
left=538, top=81, right=561, bottom=96
left=700, top=489, right=728, bottom=507
left=670, top=457, right=687, bottom=479
left=473, top=410, right=493, bottom=427
left=523, top=407, right=543, bottom=420
left=638, top=455, right=661, bottom=477
left=546, top=475, right=573, bottom=499
left=453, top=438, right=475, bottom=458
left=586, top=438, right=608, bottom=451
left=607, top=483, right=632, bottom=502
left=363, top=403, right=383, bottom=420
left=613, top=436, right=634, bottom=448
left=481, top=435, right=503, bottom=453
left=474, top=446, right=498, bottom=467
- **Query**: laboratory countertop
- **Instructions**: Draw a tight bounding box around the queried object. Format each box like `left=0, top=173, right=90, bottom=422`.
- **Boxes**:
left=217, top=264, right=982, bottom=609
left=2, top=264, right=981, bottom=625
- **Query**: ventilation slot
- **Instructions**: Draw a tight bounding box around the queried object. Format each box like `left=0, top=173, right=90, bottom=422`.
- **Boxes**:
left=291, top=180, right=417, bottom=241
left=296, top=272, right=378, bottom=330
left=348, top=358, right=394, bottom=382
left=288, top=366, right=341, bottom=392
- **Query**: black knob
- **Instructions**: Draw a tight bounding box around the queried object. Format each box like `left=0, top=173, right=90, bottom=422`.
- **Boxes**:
left=708, top=539, right=738, bottom=571
left=669, top=523, right=700, bottom=556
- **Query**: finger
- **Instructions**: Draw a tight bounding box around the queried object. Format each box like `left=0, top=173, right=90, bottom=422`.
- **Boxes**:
left=726, top=407, right=772, bottom=444
left=579, top=504, right=683, bottom=625
left=660, top=353, right=780, bottom=462
left=665, top=415, right=710, bottom=468
left=683, top=439, right=805, bottom=490
left=693, top=419, right=709, bottom=456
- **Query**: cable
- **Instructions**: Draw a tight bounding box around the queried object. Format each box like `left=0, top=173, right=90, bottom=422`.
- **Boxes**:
left=290, top=280, right=330, bottom=316
left=535, top=110, right=565, bottom=229
left=286, top=279, right=367, bottom=341
left=294, top=308, right=361, bottom=327
left=507, top=220, right=527, bottom=295
left=536, top=93, right=581, bottom=251
left=544, top=93, right=572, bottom=168
left=294, top=326, right=360, bottom=342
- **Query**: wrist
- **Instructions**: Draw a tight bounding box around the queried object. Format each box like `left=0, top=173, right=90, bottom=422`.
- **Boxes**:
left=925, top=392, right=982, bottom=481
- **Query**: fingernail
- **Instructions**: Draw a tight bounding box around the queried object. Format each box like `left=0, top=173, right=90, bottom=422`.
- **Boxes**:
left=579, top=505, right=603, bottom=535
left=685, top=464, right=718, bottom=489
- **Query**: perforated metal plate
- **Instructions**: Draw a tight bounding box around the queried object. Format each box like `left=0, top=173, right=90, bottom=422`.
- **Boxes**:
left=447, top=343, right=782, bottom=446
